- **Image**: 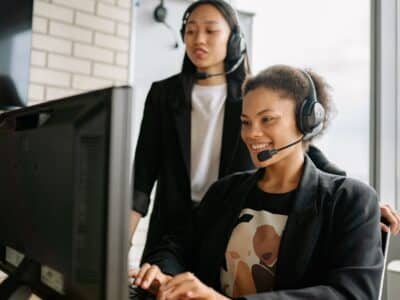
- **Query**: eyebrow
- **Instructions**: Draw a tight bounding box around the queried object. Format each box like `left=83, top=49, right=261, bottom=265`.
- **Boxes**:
left=241, top=109, right=273, bottom=118
left=187, top=20, right=220, bottom=25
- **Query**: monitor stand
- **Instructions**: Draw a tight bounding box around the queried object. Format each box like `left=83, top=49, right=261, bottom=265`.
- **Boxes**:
left=0, top=258, right=38, bottom=299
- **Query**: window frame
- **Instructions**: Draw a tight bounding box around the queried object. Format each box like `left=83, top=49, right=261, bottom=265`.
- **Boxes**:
left=372, top=0, right=399, bottom=209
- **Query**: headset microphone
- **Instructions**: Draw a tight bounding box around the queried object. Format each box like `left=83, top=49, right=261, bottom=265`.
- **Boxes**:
left=257, top=136, right=304, bottom=162
left=194, top=54, right=245, bottom=80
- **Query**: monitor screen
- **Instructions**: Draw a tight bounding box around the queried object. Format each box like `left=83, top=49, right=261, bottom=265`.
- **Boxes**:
left=0, top=0, right=34, bottom=108
left=0, top=86, right=133, bottom=299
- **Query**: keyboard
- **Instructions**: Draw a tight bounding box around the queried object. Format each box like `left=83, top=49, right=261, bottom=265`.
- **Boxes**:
left=129, top=285, right=155, bottom=300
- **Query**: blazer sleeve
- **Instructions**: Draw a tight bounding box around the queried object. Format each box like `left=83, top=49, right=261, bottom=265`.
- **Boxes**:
left=141, top=180, right=225, bottom=275
left=132, top=82, right=163, bottom=216
left=243, top=179, right=383, bottom=300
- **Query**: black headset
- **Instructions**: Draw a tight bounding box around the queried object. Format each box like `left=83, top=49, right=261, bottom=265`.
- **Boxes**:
left=180, top=0, right=246, bottom=62
left=296, top=70, right=326, bottom=140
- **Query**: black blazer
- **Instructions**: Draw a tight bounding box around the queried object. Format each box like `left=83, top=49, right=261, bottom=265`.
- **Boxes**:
left=133, top=74, right=253, bottom=260
left=148, top=156, right=383, bottom=299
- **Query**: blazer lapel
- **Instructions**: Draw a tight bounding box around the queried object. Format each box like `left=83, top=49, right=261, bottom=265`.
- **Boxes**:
left=219, top=90, right=242, bottom=178
left=172, top=77, right=191, bottom=177
left=275, top=156, right=322, bottom=289
left=174, top=108, right=190, bottom=177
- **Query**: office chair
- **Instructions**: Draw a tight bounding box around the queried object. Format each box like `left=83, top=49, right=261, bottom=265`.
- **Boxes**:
left=378, top=227, right=391, bottom=300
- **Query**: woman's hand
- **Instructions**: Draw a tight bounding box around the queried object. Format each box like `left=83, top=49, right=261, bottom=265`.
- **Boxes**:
left=158, top=272, right=229, bottom=300
left=380, top=203, right=400, bottom=235
left=129, top=263, right=172, bottom=295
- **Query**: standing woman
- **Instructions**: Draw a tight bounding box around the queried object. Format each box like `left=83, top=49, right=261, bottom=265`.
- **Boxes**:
left=130, top=0, right=253, bottom=263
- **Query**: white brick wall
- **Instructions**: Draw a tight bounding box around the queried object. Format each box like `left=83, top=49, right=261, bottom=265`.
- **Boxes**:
left=97, top=3, right=130, bottom=23
left=52, top=0, right=96, bottom=13
left=32, top=33, right=72, bottom=54
left=48, top=54, right=91, bottom=74
left=94, top=32, right=130, bottom=51
left=76, top=12, right=115, bottom=34
left=46, top=87, right=82, bottom=100
left=117, top=23, right=130, bottom=38
left=72, top=75, right=113, bottom=90
left=93, top=62, right=128, bottom=81
left=29, top=84, right=45, bottom=102
left=32, top=17, right=48, bottom=33
left=49, top=21, right=93, bottom=43
left=30, top=67, right=71, bottom=87
left=74, top=43, right=114, bottom=63
left=118, top=0, right=131, bottom=9
left=31, top=50, right=47, bottom=67
left=116, top=52, right=129, bottom=66
left=30, top=0, right=132, bottom=103
left=29, top=0, right=142, bottom=270
left=34, top=2, right=74, bottom=23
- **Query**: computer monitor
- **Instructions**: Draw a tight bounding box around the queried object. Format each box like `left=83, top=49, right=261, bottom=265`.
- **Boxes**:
left=0, top=0, right=34, bottom=108
left=0, top=86, right=133, bottom=299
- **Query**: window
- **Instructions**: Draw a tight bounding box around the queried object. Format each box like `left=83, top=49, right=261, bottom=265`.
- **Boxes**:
left=247, top=0, right=371, bottom=183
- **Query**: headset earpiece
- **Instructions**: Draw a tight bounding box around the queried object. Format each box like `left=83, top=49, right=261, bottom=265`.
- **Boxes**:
left=226, top=25, right=246, bottom=61
left=297, top=70, right=326, bottom=140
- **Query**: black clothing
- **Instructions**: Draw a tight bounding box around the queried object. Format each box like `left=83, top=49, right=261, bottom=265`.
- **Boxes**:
left=248, top=186, right=295, bottom=215
left=146, top=156, right=383, bottom=300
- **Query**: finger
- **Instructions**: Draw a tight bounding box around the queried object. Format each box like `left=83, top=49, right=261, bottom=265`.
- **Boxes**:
left=393, top=210, right=400, bottom=235
left=390, top=214, right=400, bottom=235
left=381, top=205, right=392, bottom=219
left=383, top=205, right=400, bottom=234
left=381, top=223, right=390, bottom=233
left=157, top=284, right=172, bottom=300
left=161, top=280, right=196, bottom=300
left=135, top=263, right=152, bottom=285
left=160, top=272, right=195, bottom=291
left=159, top=276, right=187, bottom=300
left=142, top=266, right=161, bottom=289
left=158, top=272, right=196, bottom=300
left=129, top=268, right=139, bottom=278
left=381, top=206, right=397, bottom=228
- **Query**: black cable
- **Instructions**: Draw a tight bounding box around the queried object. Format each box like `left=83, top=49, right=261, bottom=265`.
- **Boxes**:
left=153, top=1, right=179, bottom=49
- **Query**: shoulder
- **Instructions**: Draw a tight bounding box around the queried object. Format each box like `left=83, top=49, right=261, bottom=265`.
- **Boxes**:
left=151, top=73, right=181, bottom=89
left=319, top=170, right=376, bottom=201
left=200, top=169, right=257, bottom=207
left=213, top=169, right=258, bottom=191
left=318, top=171, right=379, bottom=220
left=145, top=73, right=182, bottom=105
left=196, top=169, right=257, bottom=220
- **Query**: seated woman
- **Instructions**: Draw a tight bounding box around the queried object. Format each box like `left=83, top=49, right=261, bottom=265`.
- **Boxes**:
left=131, top=65, right=384, bottom=299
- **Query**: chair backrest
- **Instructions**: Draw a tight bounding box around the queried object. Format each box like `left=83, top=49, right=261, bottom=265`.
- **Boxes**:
left=378, top=230, right=391, bottom=300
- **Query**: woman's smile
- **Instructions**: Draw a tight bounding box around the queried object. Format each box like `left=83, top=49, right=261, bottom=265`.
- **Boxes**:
left=248, top=142, right=274, bottom=154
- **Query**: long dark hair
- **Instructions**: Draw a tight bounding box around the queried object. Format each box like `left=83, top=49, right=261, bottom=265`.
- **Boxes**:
left=180, top=0, right=250, bottom=109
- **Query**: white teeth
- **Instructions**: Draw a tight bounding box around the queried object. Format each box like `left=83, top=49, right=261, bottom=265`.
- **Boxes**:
left=251, top=143, right=270, bottom=150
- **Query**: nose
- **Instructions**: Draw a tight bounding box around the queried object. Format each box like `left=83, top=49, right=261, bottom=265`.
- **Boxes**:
left=193, top=31, right=206, bottom=44
left=243, top=123, right=263, bottom=140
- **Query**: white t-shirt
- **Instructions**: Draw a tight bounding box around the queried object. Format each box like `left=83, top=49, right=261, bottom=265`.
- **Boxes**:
left=191, top=83, right=227, bottom=202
